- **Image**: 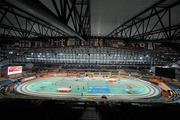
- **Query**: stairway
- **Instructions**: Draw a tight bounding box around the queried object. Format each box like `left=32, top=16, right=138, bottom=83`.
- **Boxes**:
left=80, top=107, right=101, bottom=120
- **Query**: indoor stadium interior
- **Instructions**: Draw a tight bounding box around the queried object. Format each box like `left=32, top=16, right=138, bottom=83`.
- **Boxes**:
left=0, top=0, right=180, bottom=120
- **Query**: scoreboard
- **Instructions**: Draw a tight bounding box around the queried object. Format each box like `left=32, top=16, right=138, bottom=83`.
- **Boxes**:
left=8, top=66, right=22, bottom=75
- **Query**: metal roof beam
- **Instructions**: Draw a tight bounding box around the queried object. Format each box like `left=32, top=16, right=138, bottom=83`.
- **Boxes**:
left=4, top=0, right=85, bottom=41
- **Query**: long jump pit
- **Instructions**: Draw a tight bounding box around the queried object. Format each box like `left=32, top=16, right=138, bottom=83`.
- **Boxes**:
left=15, top=77, right=161, bottom=102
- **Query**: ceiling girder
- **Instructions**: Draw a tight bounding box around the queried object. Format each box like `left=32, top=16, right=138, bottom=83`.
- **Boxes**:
left=107, top=0, right=180, bottom=41
left=2, top=0, right=85, bottom=41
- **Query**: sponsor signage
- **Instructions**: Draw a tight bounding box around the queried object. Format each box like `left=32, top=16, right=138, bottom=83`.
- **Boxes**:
left=21, top=76, right=36, bottom=83
left=8, top=66, right=22, bottom=75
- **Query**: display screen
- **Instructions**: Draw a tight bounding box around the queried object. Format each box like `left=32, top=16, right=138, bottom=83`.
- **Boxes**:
left=8, top=66, right=22, bottom=75
left=155, top=67, right=175, bottom=79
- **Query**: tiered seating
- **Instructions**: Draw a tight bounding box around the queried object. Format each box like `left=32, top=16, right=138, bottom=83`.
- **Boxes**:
left=9, top=47, right=166, bottom=65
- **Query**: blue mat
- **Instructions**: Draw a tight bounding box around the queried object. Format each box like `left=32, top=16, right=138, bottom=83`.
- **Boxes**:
left=88, top=87, right=110, bottom=93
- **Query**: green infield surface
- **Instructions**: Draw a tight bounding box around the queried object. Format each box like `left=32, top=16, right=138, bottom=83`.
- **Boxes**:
left=15, top=77, right=161, bottom=101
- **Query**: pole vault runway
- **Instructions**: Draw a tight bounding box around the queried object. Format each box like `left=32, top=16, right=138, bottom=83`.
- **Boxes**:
left=15, top=77, right=161, bottom=101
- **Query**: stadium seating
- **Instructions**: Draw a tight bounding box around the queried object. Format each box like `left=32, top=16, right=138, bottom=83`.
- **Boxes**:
left=10, top=47, right=166, bottom=65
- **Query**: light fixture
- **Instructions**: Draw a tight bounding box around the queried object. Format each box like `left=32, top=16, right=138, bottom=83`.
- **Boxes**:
left=9, top=51, right=13, bottom=54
